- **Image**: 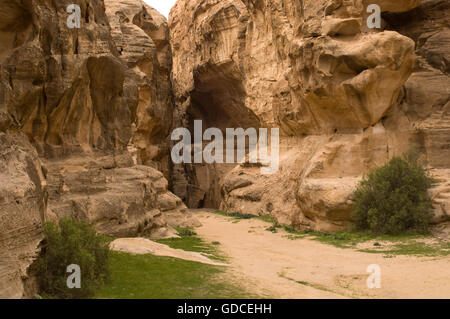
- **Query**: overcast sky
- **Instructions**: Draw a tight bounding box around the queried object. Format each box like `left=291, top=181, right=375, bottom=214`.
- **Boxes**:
left=143, top=0, right=177, bottom=18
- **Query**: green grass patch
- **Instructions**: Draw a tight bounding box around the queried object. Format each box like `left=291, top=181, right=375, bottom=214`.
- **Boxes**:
left=281, top=228, right=449, bottom=256
left=304, top=231, right=426, bottom=249
left=281, top=228, right=447, bottom=256
left=176, top=228, right=197, bottom=237
left=212, top=210, right=281, bottom=227
left=96, top=230, right=254, bottom=299
left=156, top=227, right=226, bottom=262
left=212, top=210, right=255, bottom=220
left=280, top=226, right=449, bottom=257
left=359, top=241, right=450, bottom=257
left=95, top=251, right=251, bottom=299
left=211, top=210, right=449, bottom=256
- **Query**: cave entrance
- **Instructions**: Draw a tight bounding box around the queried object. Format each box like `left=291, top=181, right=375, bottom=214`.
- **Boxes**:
left=181, top=61, right=261, bottom=209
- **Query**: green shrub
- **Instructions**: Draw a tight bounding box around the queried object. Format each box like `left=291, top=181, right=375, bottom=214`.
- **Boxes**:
left=36, top=218, right=110, bottom=298
left=177, top=228, right=197, bottom=237
left=266, top=226, right=278, bottom=233
left=228, top=212, right=255, bottom=219
left=352, top=154, right=434, bottom=234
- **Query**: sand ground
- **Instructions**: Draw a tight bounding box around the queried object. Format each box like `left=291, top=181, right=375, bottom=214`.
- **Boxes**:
left=194, top=210, right=450, bottom=299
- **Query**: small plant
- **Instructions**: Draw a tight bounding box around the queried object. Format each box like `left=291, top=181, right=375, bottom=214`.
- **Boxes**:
left=266, top=226, right=278, bottom=233
left=36, top=218, right=110, bottom=299
left=177, top=228, right=197, bottom=237
left=228, top=212, right=255, bottom=219
left=212, top=211, right=257, bottom=220
left=352, top=153, right=434, bottom=235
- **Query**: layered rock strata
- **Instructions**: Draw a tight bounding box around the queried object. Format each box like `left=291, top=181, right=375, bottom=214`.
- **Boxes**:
left=169, top=0, right=449, bottom=230
left=0, top=0, right=197, bottom=298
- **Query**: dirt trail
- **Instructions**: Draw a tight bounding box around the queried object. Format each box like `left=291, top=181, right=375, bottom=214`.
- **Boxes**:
left=109, top=237, right=227, bottom=266
left=194, top=210, right=450, bottom=299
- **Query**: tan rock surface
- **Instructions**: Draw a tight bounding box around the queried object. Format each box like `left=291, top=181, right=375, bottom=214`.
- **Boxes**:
left=104, top=0, right=174, bottom=175
left=169, top=0, right=450, bottom=232
left=1, top=0, right=449, bottom=299
left=44, top=156, right=200, bottom=238
left=0, top=132, right=46, bottom=298
left=0, top=0, right=196, bottom=298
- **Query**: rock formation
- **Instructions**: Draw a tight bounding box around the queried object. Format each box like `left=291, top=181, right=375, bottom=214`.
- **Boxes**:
left=1, top=0, right=449, bottom=299
left=169, top=0, right=449, bottom=230
left=0, top=0, right=197, bottom=298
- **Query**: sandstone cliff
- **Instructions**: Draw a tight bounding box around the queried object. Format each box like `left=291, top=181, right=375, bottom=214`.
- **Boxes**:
left=0, top=0, right=197, bottom=298
left=169, top=0, right=449, bottom=231
left=1, top=0, right=449, bottom=299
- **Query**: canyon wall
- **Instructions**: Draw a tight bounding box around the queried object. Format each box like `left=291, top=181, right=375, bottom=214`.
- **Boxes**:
left=1, top=0, right=449, bottom=299
left=0, top=0, right=197, bottom=298
left=169, top=0, right=450, bottom=230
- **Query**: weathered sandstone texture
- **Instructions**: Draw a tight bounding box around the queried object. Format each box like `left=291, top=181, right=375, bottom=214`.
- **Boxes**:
left=1, top=0, right=449, bottom=299
left=0, top=0, right=197, bottom=298
left=0, top=131, right=46, bottom=298
left=169, top=0, right=449, bottom=230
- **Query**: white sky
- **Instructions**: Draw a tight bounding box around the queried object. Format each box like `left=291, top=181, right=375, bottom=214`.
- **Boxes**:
left=143, top=0, right=177, bottom=18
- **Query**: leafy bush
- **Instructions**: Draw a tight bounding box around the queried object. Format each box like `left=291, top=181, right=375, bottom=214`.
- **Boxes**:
left=36, top=218, right=110, bottom=298
left=352, top=154, right=434, bottom=234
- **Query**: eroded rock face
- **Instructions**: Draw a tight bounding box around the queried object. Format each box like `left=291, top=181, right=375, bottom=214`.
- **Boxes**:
left=105, top=0, right=174, bottom=175
left=2, top=0, right=449, bottom=299
left=0, top=132, right=46, bottom=298
left=45, top=156, right=199, bottom=238
left=0, top=0, right=197, bottom=298
left=170, top=0, right=449, bottom=230
left=382, top=0, right=450, bottom=227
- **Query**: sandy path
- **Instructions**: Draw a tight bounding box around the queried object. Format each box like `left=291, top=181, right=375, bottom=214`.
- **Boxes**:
left=109, top=237, right=227, bottom=266
left=194, top=211, right=450, bottom=299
